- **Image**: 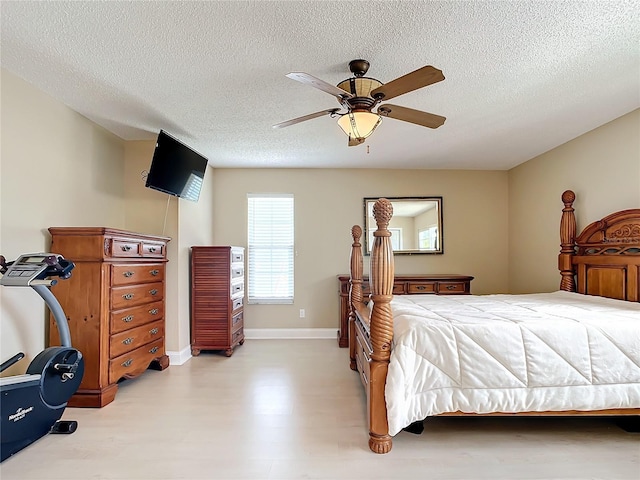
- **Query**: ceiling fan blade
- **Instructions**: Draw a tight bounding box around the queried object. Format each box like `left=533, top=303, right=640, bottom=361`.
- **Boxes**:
left=273, top=108, right=340, bottom=129
left=370, top=66, right=444, bottom=101
left=348, top=137, right=365, bottom=147
left=377, top=104, right=446, bottom=129
left=286, top=72, right=354, bottom=100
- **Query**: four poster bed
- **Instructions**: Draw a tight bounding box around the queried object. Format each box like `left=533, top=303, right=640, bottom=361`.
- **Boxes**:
left=348, top=190, right=640, bottom=454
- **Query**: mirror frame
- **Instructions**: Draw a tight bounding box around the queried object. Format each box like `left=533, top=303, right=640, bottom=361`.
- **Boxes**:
left=363, top=196, right=444, bottom=255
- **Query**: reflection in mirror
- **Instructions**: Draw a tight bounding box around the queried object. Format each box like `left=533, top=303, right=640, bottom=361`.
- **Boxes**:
left=364, top=197, right=443, bottom=255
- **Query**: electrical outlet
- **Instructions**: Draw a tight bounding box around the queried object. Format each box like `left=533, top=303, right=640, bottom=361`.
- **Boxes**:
left=299, top=309, right=305, bottom=318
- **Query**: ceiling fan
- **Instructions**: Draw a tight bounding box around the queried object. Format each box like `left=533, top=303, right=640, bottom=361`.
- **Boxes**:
left=273, top=59, right=446, bottom=146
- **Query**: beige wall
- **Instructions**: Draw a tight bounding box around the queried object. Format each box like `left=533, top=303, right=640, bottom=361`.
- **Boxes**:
left=0, top=71, right=216, bottom=371
left=123, top=140, right=179, bottom=354
left=211, top=169, right=509, bottom=330
left=508, top=109, right=640, bottom=294
left=0, top=69, right=126, bottom=374
left=175, top=166, right=216, bottom=353
left=123, top=141, right=216, bottom=354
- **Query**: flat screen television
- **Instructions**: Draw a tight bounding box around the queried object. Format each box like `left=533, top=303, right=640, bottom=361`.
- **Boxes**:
left=145, top=130, right=208, bottom=202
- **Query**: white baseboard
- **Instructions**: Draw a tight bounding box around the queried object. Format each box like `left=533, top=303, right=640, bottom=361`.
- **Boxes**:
left=167, top=330, right=336, bottom=363
left=166, top=345, right=192, bottom=365
left=244, top=328, right=337, bottom=340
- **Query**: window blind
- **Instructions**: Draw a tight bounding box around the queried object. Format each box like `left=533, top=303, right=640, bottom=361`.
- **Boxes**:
left=247, top=194, right=294, bottom=304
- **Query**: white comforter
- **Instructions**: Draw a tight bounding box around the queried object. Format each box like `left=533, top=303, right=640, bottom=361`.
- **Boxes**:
left=385, top=291, right=640, bottom=436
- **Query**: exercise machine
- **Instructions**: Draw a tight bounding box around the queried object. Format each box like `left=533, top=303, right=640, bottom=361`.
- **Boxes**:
left=0, top=253, right=84, bottom=462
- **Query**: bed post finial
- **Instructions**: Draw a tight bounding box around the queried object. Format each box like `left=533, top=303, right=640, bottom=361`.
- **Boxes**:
left=349, top=225, right=363, bottom=371
left=369, top=198, right=394, bottom=454
left=559, top=190, right=577, bottom=292
left=372, top=198, right=393, bottom=232
left=351, top=224, right=362, bottom=239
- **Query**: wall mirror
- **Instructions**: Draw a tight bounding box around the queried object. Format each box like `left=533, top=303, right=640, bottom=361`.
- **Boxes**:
left=363, top=197, right=443, bottom=255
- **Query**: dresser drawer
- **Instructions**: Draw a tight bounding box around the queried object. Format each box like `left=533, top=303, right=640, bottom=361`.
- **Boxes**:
left=111, top=301, right=164, bottom=334
left=111, top=281, right=164, bottom=310
left=111, top=264, right=164, bottom=286
left=437, top=282, right=468, bottom=294
left=232, top=296, right=243, bottom=312
left=231, top=249, right=244, bottom=264
left=110, top=320, right=164, bottom=358
left=231, top=329, right=244, bottom=346
left=231, top=280, right=244, bottom=296
left=109, top=338, right=164, bottom=384
left=141, top=242, right=165, bottom=257
left=407, top=282, right=437, bottom=294
left=108, top=239, right=167, bottom=259
left=363, top=281, right=406, bottom=296
left=231, top=310, right=243, bottom=333
left=110, top=239, right=141, bottom=257
left=231, top=266, right=244, bottom=279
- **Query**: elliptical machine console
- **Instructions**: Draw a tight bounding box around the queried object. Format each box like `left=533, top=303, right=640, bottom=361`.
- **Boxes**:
left=0, top=253, right=84, bottom=462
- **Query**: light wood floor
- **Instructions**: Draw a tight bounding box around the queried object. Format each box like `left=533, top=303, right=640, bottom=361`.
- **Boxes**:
left=1, top=339, right=638, bottom=479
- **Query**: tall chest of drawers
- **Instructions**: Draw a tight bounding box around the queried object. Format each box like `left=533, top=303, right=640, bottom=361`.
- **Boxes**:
left=48, top=227, right=170, bottom=407
left=190, top=246, right=245, bottom=357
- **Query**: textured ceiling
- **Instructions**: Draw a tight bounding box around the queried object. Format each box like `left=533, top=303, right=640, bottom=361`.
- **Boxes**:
left=1, top=1, right=638, bottom=170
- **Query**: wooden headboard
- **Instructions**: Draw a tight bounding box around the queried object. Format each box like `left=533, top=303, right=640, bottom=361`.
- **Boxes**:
left=559, top=190, right=640, bottom=301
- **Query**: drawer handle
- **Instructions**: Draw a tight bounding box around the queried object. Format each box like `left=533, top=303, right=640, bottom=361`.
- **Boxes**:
left=233, top=269, right=242, bottom=276
left=123, top=271, right=134, bottom=278
left=149, top=346, right=159, bottom=354
left=123, top=293, right=134, bottom=300
left=446, top=285, right=456, bottom=290
left=150, top=328, right=159, bottom=335
left=233, top=316, right=240, bottom=325
left=121, top=245, right=132, bottom=252
left=121, top=359, right=133, bottom=367
left=149, top=289, right=159, bottom=296
left=122, top=337, right=134, bottom=345
left=149, top=308, right=159, bottom=315
left=416, top=285, right=426, bottom=290
left=150, top=269, right=160, bottom=276
left=149, top=246, right=157, bottom=253
left=122, top=315, right=134, bottom=323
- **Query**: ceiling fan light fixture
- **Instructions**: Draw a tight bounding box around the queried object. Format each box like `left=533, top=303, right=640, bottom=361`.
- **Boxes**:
left=337, top=111, right=382, bottom=141
left=279, top=60, right=446, bottom=146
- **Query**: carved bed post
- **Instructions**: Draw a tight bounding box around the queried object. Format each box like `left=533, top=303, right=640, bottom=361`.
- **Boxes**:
left=368, top=199, right=395, bottom=454
left=349, top=225, right=363, bottom=371
left=559, top=190, right=577, bottom=292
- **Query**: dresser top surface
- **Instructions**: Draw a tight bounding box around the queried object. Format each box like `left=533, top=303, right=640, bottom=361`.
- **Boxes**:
left=338, top=274, right=474, bottom=281
left=49, top=227, right=170, bottom=242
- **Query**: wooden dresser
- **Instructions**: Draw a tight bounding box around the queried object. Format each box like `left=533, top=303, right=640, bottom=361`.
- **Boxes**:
left=190, top=246, right=245, bottom=357
left=337, top=274, right=474, bottom=347
left=48, top=227, right=170, bottom=407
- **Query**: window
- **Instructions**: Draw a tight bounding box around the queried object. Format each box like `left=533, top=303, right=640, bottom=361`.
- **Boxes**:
left=247, top=194, right=294, bottom=304
left=389, top=228, right=402, bottom=251
left=419, top=226, right=439, bottom=250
